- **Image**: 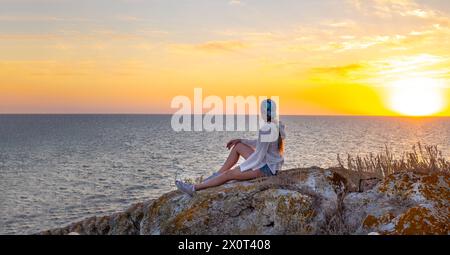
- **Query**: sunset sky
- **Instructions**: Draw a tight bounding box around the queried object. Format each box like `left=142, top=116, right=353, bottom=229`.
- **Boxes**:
left=1, top=0, right=449, bottom=115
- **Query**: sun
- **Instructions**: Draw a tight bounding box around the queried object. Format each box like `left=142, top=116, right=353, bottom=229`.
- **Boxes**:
left=388, top=77, right=445, bottom=116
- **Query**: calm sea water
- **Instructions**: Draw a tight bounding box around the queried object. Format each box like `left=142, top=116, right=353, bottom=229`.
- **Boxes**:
left=0, top=115, right=449, bottom=234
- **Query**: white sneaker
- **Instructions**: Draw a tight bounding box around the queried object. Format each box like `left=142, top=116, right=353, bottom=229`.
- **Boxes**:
left=175, top=180, right=195, bottom=196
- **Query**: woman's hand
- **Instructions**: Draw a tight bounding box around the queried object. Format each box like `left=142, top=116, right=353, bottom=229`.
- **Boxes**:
left=226, top=139, right=241, bottom=150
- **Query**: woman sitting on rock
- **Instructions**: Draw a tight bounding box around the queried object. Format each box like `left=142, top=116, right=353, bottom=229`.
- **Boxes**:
left=176, top=99, right=286, bottom=196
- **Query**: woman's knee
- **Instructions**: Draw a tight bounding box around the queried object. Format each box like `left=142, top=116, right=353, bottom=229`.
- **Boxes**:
left=235, top=143, right=251, bottom=154
left=232, top=143, right=244, bottom=151
left=229, top=144, right=242, bottom=156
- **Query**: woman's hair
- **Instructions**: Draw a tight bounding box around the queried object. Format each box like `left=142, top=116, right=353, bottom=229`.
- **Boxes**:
left=262, top=99, right=284, bottom=155
left=278, top=132, right=285, bottom=155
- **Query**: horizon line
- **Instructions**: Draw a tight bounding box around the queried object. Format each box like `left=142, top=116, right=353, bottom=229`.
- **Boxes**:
left=0, top=113, right=449, bottom=118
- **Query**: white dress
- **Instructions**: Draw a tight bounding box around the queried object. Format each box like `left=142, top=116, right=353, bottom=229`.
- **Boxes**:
left=239, top=121, right=286, bottom=175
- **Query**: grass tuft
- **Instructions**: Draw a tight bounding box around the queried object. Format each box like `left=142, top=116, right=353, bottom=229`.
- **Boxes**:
left=337, top=142, right=450, bottom=179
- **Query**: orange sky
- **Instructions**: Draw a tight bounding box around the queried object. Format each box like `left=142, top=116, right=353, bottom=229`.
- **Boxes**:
left=1, top=0, right=449, bottom=115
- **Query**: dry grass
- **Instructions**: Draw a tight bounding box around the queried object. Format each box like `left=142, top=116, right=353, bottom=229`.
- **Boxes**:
left=337, top=142, right=450, bottom=179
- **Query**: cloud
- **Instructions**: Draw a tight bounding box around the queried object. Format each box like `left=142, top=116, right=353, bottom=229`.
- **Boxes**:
left=0, top=15, right=91, bottom=22
left=213, top=30, right=285, bottom=44
left=326, top=20, right=357, bottom=28
left=308, top=54, right=450, bottom=87
left=372, top=54, right=449, bottom=76
left=229, top=0, right=243, bottom=6
left=0, top=28, right=169, bottom=42
left=0, top=33, right=60, bottom=40
left=0, top=60, right=92, bottom=77
left=311, top=20, right=450, bottom=53
left=171, top=40, right=247, bottom=53
left=321, top=35, right=395, bottom=52
left=195, top=40, right=247, bottom=52
left=401, top=8, right=435, bottom=18
left=116, top=15, right=143, bottom=22
left=311, top=63, right=366, bottom=77
left=345, top=0, right=440, bottom=19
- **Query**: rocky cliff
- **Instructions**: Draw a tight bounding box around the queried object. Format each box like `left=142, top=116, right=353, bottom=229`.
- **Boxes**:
left=40, top=168, right=449, bottom=235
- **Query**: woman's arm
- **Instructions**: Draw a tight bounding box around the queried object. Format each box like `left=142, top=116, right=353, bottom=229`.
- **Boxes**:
left=226, top=139, right=241, bottom=150
left=238, top=140, right=270, bottom=171
left=240, top=138, right=257, bottom=148
left=226, top=138, right=257, bottom=150
left=239, top=123, right=276, bottom=171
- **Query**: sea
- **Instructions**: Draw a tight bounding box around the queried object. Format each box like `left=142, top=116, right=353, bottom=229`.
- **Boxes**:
left=0, top=115, right=449, bottom=234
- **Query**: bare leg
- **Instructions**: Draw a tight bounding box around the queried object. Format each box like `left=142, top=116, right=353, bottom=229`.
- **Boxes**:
left=195, top=167, right=264, bottom=191
left=218, top=143, right=254, bottom=173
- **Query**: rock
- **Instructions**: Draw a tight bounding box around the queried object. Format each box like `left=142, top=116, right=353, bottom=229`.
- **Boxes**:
left=359, top=177, right=381, bottom=192
left=140, top=168, right=347, bottom=235
left=39, top=168, right=449, bottom=235
left=40, top=168, right=346, bottom=235
left=343, top=171, right=449, bottom=235
left=40, top=201, right=152, bottom=235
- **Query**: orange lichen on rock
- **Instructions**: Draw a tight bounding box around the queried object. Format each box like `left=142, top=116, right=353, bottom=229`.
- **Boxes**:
left=420, top=174, right=450, bottom=208
left=392, top=207, right=448, bottom=235
left=167, top=199, right=211, bottom=233
left=363, top=215, right=379, bottom=228
left=363, top=213, right=395, bottom=229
